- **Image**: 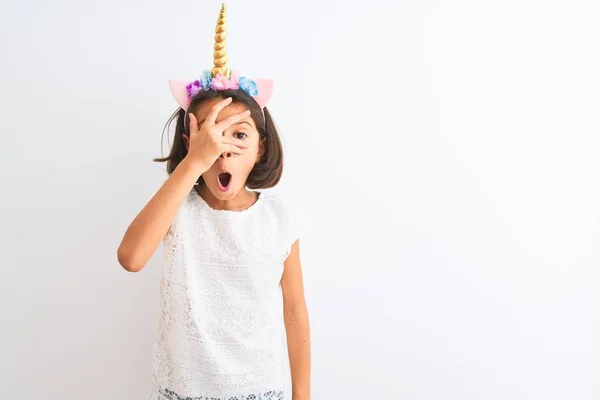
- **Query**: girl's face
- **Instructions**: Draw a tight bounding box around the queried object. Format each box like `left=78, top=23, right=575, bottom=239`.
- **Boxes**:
left=184, top=98, right=264, bottom=200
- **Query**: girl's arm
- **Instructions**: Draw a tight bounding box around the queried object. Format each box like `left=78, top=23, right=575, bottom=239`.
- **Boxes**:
left=118, top=98, right=251, bottom=273
left=117, top=158, right=208, bottom=272
left=281, top=239, right=311, bottom=400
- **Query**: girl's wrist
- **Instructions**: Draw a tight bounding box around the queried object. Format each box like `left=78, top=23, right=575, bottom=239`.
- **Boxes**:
left=181, top=157, right=209, bottom=175
left=292, top=390, right=310, bottom=400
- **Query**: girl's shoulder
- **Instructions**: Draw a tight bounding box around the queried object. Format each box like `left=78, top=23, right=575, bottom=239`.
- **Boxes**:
left=257, top=190, right=308, bottom=219
left=259, top=190, right=312, bottom=245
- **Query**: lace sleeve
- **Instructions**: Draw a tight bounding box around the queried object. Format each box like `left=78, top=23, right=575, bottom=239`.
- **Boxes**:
left=282, top=200, right=311, bottom=260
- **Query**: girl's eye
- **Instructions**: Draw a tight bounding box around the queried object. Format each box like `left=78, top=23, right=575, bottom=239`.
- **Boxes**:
left=234, top=132, right=248, bottom=139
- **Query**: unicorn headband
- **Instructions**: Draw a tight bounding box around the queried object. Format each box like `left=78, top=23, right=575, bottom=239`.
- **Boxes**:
left=168, top=2, right=274, bottom=113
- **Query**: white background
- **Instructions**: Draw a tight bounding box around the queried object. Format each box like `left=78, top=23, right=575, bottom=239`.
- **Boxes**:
left=1, top=0, right=599, bottom=398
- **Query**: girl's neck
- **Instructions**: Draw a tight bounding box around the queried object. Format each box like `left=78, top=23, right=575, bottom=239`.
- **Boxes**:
left=195, top=185, right=260, bottom=212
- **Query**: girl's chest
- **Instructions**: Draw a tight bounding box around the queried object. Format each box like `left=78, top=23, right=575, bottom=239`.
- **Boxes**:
left=166, top=208, right=289, bottom=269
left=163, top=213, right=287, bottom=288
left=193, top=213, right=285, bottom=260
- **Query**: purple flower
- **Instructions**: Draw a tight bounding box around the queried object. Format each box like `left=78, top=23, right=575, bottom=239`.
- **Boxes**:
left=186, top=80, right=201, bottom=98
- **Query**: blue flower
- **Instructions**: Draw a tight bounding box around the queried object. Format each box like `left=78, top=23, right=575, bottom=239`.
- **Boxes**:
left=199, top=69, right=212, bottom=90
left=238, top=76, right=258, bottom=96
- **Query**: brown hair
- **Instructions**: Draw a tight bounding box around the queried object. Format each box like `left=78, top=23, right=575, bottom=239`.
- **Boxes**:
left=153, top=89, right=284, bottom=189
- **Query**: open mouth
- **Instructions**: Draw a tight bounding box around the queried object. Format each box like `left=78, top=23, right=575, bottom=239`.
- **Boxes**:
left=218, top=172, right=232, bottom=190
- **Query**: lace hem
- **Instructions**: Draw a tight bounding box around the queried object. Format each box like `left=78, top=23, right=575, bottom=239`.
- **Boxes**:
left=156, top=387, right=285, bottom=400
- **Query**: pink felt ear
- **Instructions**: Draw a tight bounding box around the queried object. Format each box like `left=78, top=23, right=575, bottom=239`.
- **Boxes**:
left=253, top=79, right=274, bottom=109
left=168, top=79, right=192, bottom=111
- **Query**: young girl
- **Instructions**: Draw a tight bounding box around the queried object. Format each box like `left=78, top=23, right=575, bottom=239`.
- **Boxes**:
left=117, top=4, right=311, bottom=400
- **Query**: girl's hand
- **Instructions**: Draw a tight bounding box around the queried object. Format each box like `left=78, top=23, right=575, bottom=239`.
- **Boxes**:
left=185, top=97, right=252, bottom=169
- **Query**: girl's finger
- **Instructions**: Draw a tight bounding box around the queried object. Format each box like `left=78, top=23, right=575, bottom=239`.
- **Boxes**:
left=204, top=97, right=234, bottom=126
left=189, top=113, right=198, bottom=134
left=221, top=136, right=252, bottom=148
left=224, top=144, right=245, bottom=155
left=213, top=109, right=252, bottom=132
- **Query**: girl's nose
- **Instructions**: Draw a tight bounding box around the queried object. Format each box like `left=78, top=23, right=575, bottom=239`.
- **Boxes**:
left=220, top=153, right=232, bottom=158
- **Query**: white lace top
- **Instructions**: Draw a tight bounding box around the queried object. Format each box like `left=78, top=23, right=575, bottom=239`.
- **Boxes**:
left=148, top=188, right=310, bottom=400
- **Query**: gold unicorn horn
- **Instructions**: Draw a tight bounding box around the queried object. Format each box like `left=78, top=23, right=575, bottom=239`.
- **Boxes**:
left=211, top=3, right=231, bottom=78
